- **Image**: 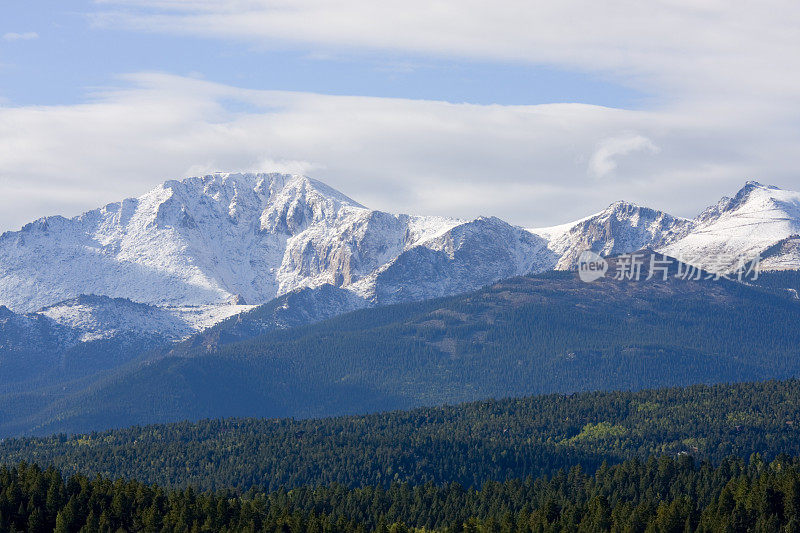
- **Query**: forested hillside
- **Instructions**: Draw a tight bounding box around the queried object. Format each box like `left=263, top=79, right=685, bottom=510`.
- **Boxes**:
left=3, top=453, right=800, bottom=531
left=6, top=256, right=800, bottom=437
left=2, top=379, right=800, bottom=493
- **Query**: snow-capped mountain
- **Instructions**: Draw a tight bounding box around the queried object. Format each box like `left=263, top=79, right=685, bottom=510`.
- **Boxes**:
left=530, top=180, right=800, bottom=273
left=0, top=305, right=74, bottom=358
left=660, top=181, right=800, bottom=271
left=2, top=174, right=800, bottom=351
left=759, top=236, right=800, bottom=271
left=352, top=216, right=555, bottom=304
left=0, top=301, right=184, bottom=392
left=529, top=201, right=693, bottom=269
left=0, top=172, right=556, bottom=342
left=38, top=295, right=253, bottom=342
left=0, top=173, right=374, bottom=312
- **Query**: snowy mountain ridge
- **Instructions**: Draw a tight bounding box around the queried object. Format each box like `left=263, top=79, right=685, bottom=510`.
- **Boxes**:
left=0, top=173, right=467, bottom=314
left=2, top=174, right=800, bottom=347
left=38, top=295, right=254, bottom=342
left=528, top=180, right=800, bottom=272
left=529, top=201, right=694, bottom=269
left=660, top=181, right=800, bottom=271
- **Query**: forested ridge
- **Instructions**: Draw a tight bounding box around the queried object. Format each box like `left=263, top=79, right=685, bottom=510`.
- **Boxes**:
left=4, top=454, right=800, bottom=531
left=3, top=265, right=800, bottom=530
left=2, top=379, right=800, bottom=493
left=7, top=265, right=800, bottom=438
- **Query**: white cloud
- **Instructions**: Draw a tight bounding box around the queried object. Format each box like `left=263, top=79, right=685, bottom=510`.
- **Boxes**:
left=89, top=1, right=800, bottom=105
left=78, top=2, right=800, bottom=222
left=2, top=32, right=39, bottom=41
left=589, top=134, right=660, bottom=179
left=0, top=1, right=783, bottom=233
left=0, top=73, right=798, bottom=233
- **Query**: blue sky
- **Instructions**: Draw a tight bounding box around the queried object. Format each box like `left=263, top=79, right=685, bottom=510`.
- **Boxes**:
left=1, top=0, right=641, bottom=108
left=1, top=1, right=799, bottom=231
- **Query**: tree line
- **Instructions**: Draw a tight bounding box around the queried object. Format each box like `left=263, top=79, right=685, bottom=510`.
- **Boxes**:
left=1, top=379, right=799, bottom=492
left=4, top=453, right=800, bottom=531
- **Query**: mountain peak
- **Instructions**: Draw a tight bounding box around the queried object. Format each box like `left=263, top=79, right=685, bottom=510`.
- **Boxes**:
left=732, top=180, right=789, bottom=203
left=661, top=180, right=800, bottom=271
left=602, top=200, right=658, bottom=217
left=599, top=200, right=691, bottom=224
left=693, top=180, right=787, bottom=225
left=606, top=199, right=639, bottom=210
left=729, top=180, right=796, bottom=210
left=163, top=172, right=366, bottom=210
left=741, top=180, right=783, bottom=191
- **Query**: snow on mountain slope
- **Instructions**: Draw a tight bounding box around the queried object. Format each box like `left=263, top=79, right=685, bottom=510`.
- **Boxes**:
left=356, top=216, right=557, bottom=303
left=759, top=236, right=800, bottom=271
left=0, top=300, right=219, bottom=394
left=175, top=216, right=559, bottom=352
left=525, top=181, right=800, bottom=274
left=171, top=284, right=370, bottom=355
left=275, top=209, right=462, bottom=296
left=0, top=305, right=75, bottom=355
left=38, top=295, right=254, bottom=342
left=529, top=201, right=694, bottom=269
left=0, top=174, right=360, bottom=312
left=0, top=172, right=541, bottom=342
left=0, top=295, right=252, bottom=386
left=660, top=182, right=800, bottom=271
left=4, top=173, right=800, bottom=350
left=0, top=173, right=462, bottom=314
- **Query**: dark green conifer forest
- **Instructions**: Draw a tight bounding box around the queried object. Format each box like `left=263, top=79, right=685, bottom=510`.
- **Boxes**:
left=3, top=379, right=800, bottom=531
left=4, top=453, right=800, bottom=532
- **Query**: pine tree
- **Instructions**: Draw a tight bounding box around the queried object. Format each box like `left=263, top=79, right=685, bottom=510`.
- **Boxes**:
left=27, top=507, right=46, bottom=533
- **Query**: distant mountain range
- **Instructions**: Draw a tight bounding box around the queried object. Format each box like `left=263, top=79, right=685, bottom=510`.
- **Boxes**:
left=2, top=174, right=800, bottom=435
left=1, top=174, right=799, bottom=347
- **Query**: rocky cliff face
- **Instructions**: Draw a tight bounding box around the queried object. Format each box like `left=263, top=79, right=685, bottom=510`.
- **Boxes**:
left=530, top=201, right=693, bottom=269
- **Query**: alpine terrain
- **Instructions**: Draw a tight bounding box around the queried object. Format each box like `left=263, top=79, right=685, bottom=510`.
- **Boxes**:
left=1, top=174, right=798, bottom=346
left=2, top=174, right=800, bottom=435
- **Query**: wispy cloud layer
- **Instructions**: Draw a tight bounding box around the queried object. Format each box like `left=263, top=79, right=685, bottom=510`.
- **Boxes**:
left=90, top=1, right=800, bottom=103
left=2, top=32, right=39, bottom=41
left=0, top=73, right=795, bottom=232
left=589, top=135, right=660, bottom=179
left=1, top=2, right=798, bottom=230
